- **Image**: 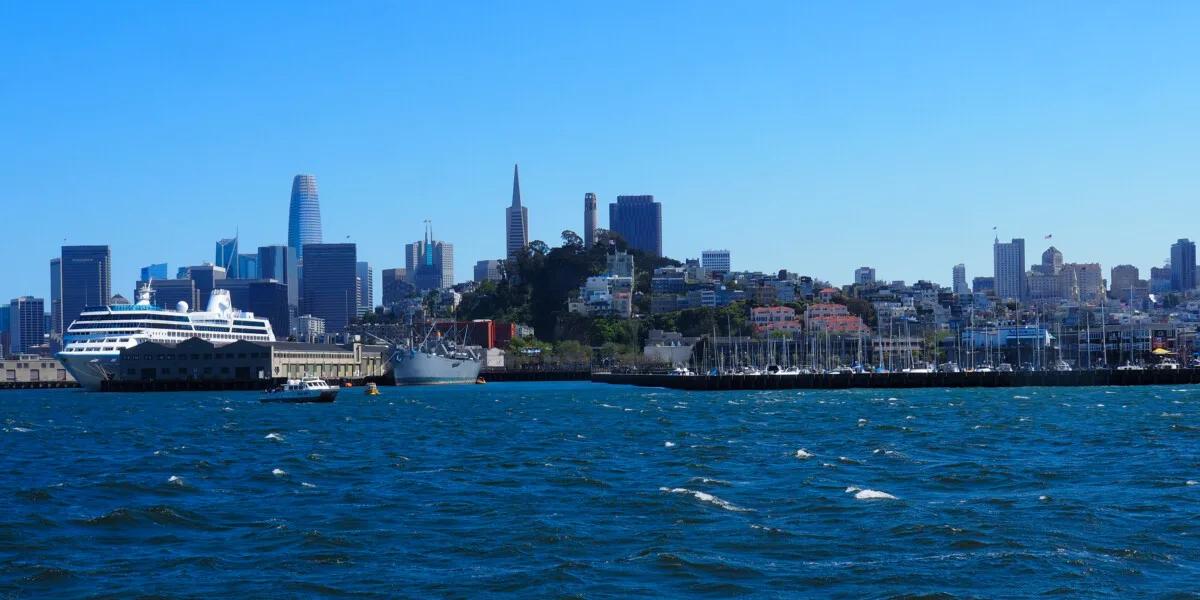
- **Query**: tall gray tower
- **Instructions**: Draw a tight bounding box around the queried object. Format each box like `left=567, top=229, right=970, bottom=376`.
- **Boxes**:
left=583, top=192, right=598, bottom=249
left=505, top=164, right=529, bottom=260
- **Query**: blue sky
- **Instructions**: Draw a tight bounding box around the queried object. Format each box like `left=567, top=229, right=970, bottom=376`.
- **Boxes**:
left=2, top=2, right=1198, bottom=305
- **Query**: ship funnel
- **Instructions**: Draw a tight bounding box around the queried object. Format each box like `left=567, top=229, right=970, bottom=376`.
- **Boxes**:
left=207, top=289, right=233, bottom=315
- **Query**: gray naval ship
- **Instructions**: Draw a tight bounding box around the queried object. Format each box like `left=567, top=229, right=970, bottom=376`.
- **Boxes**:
left=391, top=329, right=483, bottom=385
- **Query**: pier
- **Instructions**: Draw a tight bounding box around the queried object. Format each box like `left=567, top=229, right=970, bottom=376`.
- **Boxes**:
left=592, top=368, right=1200, bottom=391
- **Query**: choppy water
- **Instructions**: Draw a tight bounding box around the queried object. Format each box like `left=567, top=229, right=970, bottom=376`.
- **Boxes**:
left=2, top=383, right=1200, bottom=597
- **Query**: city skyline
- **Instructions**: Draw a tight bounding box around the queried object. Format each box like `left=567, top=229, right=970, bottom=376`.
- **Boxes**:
left=4, top=3, right=1200, bottom=303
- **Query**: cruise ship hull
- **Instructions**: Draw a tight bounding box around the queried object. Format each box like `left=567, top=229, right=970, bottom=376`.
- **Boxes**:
left=391, top=349, right=482, bottom=385
left=57, top=354, right=118, bottom=390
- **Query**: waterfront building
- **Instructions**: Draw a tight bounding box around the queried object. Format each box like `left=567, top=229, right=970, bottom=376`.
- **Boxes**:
left=993, top=238, right=1026, bottom=301
left=506, top=164, right=529, bottom=260
left=356, top=261, right=373, bottom=315
left=1, top=355, right=72, bottom=383
left=115, top=338, right=387, bottom=382
left=804, top=303, right=870, bottom=334
left=381, top=268, right=414, bottom=306
left=8, top=297, right=45, bottom=355
left=609, top=195, right=662, bottom=256
left=300, top=243, right=357, bottom=334
left=258, top=245, right=299, bottom=330
left=140, top=263, right=168, bottom=282
left=474, top=260, right=502, bottom=283
left=60, top=245, right=111, bottom=329
left=406, top=226, right=454, bottom=291
left=854, top=267, right=876, bottom=286
left=1171, top=238, right=1196, bottom=291
left=0, top=305, right=8, bottom=356
left=215, top=238, right=239, bottom=276
left=288, top=174, right=322, bottom=261
left=702, top=250, right=731, bottom=277
left=952, top=264, right=969, bottom=295
left=583, top=193, right=598, bottom=249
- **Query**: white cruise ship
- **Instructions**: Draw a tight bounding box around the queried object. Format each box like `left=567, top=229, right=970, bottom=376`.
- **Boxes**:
left=57, top=283, right=276, bottom=389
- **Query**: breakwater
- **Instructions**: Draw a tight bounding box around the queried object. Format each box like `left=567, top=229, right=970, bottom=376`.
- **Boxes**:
left=593, top=368, right=1200, bottom=391
left=480, top=369, right=591, bottom=382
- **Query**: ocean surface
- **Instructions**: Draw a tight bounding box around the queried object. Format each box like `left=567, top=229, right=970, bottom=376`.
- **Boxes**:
left=2, top=383, right=1199, bottom=598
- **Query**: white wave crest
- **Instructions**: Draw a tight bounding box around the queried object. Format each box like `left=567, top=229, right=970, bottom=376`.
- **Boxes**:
left=302, top=482, right=316, bottom=488
left=660, top=487, right=752, bottom=512
left=794, top=448, right=813, bottom=459
left=272, top=468, right=287, bottom=477
left=265, top=432, right=284, bottom=441
left=664, top=441, right=677, bottom=448
left=1187, top=480, right=1198, bottom=486
left=167, top=475, right=184, bottom=486
left=845, top=486, right=898, bottom=500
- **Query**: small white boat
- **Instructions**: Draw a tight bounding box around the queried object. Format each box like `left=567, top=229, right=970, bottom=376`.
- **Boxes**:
left=1116, top=362, right=1145, bottom=371
left=260, top=378, right=339, bottom=403
left=1153, top=358, right=1180, bottom=370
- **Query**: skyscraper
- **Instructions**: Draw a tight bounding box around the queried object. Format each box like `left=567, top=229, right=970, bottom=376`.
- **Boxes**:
left=49, top=258, right=62, bottom=337
left=60, top=245, right=111, bottom=329
left=140, top=263, right=169, bottom=282
left=1170, top=238, right=1196, bottom=291
left=8, top=296, right=45, bottom=355
left=609, top=195, right=662, bottom=256
left=381, top=268, right=413, bottom=306
left=288, top=174, right=322, bottom=261
left=952, top=264, right=969, bottom=295
left=301, top=243, right=357, bottom=333
left=992, top=238, right=1026, bottom=301
left=356, top=261, right=373, bottom=314
left=474, top=260, right=501, bottom=283
left=1110, top=264, right=1139, bottom=296
left=237, top=254, right=259, bottom=279
left=258, top=244, right=299, bottom=330
left=217, top=279, right=291, bottom=337
left=406, top=222, right=454, bottom=291
left=184, top=264, right=227, bottom=308
left=215, top=237, right=239, bottom=276
left=583, top=193, right=598, bottom=249
left=506, top=164, right=529, bottom=260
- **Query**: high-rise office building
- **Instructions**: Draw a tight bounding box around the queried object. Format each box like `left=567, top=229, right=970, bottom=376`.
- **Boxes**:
left=8, top=297, right=45, bottom=355
left=1170, top=238, right=1196, bottom=291
left=356, top=261, right=373, bottom=314
left=218, top=279, right=291, bottom=337
left=583, top=193, right=599, bottom=249
left=0, top=305, right=9, bottom=357
left=215, top=238, right=239, bottom=276
left=609, top=195, right=662, bottom=256
left=972, top=276, right=995, bottom=294
left=406, top=222, right=454, bottom=291
left=952, top=264, right=969, bottom=295
left=140, top=263, right=169, bottom=282
left=992, top=238, right=1026, bottom=300
left=183, top=264, right=227, bottom=308
left=1110, top=265, right=1139, bottom=297
left=258, top=245, right=299, bottom=331
left=60, top=245, right=111, bottom=329
left=301, top=243, right=357, bottom=333
left=381, top=268, right=414, bottom=306
left=237, top=253, right=259, bottom=279
left=1033, top=246, right=1063, bottom=275
left=854, top=266, right=876, bottom=286
left=136, top=278, right=197, bottom=311
left=506, top=164, right=529, bottom=260
left=49, top=258, right=62, bottom=337
left=474, top=260, right=502, bottom=283
left=701, top=250, right=731, bottom=277
left=288, top=174, right=322, bottom=261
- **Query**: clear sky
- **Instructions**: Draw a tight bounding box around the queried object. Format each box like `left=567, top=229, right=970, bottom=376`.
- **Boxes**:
left=2, top=2, right=1198, bottom=305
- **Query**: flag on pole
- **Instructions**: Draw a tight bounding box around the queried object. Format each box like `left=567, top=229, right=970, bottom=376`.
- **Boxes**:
left=1044, top=234, right=1053, bottom=240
